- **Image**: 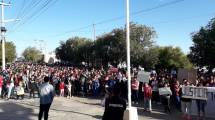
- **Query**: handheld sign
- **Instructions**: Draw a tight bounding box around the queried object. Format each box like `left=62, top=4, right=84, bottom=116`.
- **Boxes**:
left=159, top=87, right=172, bottom=95
left=182, top=86, right=207, bottom=100
left=137, top=71, right=150, bottom=83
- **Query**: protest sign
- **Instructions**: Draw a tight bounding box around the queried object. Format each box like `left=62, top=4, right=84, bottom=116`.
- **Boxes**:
left=177, top=69, right=197, bottom=83
left=182, top=86, right=207, bottom=100
left=159, top=87, right=172, bottom=95
left=137, top=71, right=150, bottom=83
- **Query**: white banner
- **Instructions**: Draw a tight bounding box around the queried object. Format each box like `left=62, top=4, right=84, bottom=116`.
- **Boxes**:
left=182, top=86, right=207, bottom=100
left=159, top=87, right=172, bottom=95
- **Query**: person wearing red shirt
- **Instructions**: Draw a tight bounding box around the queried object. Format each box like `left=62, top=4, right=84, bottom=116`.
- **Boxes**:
left=174, top=80, right=181, bottom=111
left=143, top=82, right=152, bottom=112
left=59, top=81, right=65, bottom=97
left=131, top=77, right=139, bottom=104
left=0, top=75, right=3, bottom=97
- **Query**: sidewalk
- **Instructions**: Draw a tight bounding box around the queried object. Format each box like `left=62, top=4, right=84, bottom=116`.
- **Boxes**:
left=0, top=97, right=214, bottom=120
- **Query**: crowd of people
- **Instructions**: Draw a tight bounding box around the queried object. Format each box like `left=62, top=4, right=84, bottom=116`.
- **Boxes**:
left=0, top=62, right=214, bottom=120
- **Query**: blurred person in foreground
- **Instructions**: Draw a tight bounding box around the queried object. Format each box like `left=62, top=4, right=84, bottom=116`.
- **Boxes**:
left=38, top=76, right=55, bottom=120
left=102, top=84, right=126, bottom=120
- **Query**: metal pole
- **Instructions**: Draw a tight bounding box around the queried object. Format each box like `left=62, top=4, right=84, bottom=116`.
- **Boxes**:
left=1, top=0, right=5, bottom=70
left=93, top=24, right=96, bottom=41
left=126, top=0, right=132, bottom=109
left=0, top=1, right=16, bottom=70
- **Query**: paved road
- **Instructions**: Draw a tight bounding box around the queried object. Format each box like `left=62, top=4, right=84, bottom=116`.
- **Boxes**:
left=0, top=97, right=213, bottom=120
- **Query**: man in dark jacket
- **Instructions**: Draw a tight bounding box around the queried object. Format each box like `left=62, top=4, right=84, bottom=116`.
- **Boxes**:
left=102, top=84, right=126, bottom=120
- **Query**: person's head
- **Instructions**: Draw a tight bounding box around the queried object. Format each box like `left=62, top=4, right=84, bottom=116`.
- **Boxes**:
left=176, top=80, right=179, bottom=85
left=164, top=83, right=168, bottom=87
left=144, top=82, right=149, bottom=87
left=44, top=76, right=49, bottom=83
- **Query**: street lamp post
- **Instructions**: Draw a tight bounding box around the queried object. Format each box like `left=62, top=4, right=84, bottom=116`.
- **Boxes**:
left=1, top=26, right=6, bottom=70
left=0, top=1, right=18, bottom=70
left=123, top=0, right=138, bottom=120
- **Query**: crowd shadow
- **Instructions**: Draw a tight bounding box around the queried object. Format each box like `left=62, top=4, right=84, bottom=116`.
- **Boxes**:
left=0, top=101, right=37, bottom=120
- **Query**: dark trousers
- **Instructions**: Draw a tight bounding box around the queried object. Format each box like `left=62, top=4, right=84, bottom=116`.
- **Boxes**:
left=132, top=90, right=139, bottom=103
left=38, top=103, right=51, bottom=120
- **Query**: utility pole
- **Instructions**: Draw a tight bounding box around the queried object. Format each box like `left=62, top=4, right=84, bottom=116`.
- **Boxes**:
left=0, top=0, right=18, bottom=70
left=93, top=24, right=96, bottom=41
left=123, top=0, right=138, bottom=120
left=1, top=0, right=9, bottom=71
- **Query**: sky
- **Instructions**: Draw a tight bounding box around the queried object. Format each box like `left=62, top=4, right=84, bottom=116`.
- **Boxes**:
left=4, top=0, right=215, bottom=57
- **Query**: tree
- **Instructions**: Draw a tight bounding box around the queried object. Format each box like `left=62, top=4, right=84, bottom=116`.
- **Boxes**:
left=141, top=47, right=159, bottom=70
left=94, top=29, right=126, bottom=66
left=157, top=46, right=193, bottom=69
left=188, top=18, right=215, bottom=69
left=55, top=23, right=157, bottom=68
left=55, top=37, right=92, bottom=64
left=130, top=23, right=156, bottom=66
left=94, top=23, right=156, bottom=67
left=0, top=41, right=16, bottom=64
left=22, top=47, right=43, bottom=62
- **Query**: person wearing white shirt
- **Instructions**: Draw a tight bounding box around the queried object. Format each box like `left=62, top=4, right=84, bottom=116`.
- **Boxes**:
left=38, top=76, right=55, bottom=120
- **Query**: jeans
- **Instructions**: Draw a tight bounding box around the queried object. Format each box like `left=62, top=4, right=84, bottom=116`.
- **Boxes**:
left=7, top=83, right=14, bottom=99
left=38, top=103, right=51, bottom=120
left=132, top=90, right=139, bottom=103
left=196, top=100, right=207, bottom=113
left=181, top=101, right=192, bottom=116
left=93, top=87, right=99, bottom=97
left=175, top=96, right=181, bottom=110
left=144, top=98, right=152, bottom=111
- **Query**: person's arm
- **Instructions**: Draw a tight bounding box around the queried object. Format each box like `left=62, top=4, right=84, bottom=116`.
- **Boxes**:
left=51, top=85, right=55, bottom=100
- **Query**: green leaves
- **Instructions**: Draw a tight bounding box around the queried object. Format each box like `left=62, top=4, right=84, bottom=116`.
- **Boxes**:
left=22, top=47, right=43, bottom=62
left=157, top=46, right=193, bottom=69
left=0, top=41, right=16, bottom=64
left=55, top=22, right=191, bottom=70
left=188, top=18, right=215, bottom=69
left=55, top=37, right=92, bottom=64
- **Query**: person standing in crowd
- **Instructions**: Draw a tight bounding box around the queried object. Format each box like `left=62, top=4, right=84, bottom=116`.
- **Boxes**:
left=29, top=77, right=37, bottom=98
left=92, top=76, right=100, bottom=97
left=143, top=82, right=152, bottom=112
left=196, top=82, right=207, bottom=120
left=151, top=76, right=160, bottom=104
left=0, top=74, right=3, bottom=98
left=102, top=84, right=126, bottom=120
left=160, top=83, right=172, bottom=113
left=16, top=81, right=25, bottom=100
left=174, top=80, right=181, bottom=111
left=7, top=74, right=15, bottom=99
left=181, top=79, right=192, bottom=120
left=38, top=76, right=55, bottom=120
left=59, top=81, right=65, bottom=97
left=66, top=81, right=72, bottom=98
left=131, top=77, right=139, bottom=104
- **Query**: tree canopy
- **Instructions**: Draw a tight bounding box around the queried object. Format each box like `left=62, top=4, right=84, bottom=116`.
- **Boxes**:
left=22, top=47, right=43, bottom=62
left=188, top=18, right=215, bottom=69
left=156, top=46, right=193, bottom=69
left=55, top=22, right=192, bottom=70
left=0, top=41, right=16, bottom=64
left=56, top=23, right=157, bottom=68
left=55, top=37, right=92, bottom=64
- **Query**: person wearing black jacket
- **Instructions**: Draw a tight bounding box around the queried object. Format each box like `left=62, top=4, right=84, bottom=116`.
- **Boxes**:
left=102, top=84, right=126, bottom=120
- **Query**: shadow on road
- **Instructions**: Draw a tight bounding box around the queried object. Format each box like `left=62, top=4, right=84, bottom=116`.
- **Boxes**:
left=50, top=108, right=103, bottom=119
left=0, top=101, right=37, bottom=120
left=18, top=101, right=103, bottom=120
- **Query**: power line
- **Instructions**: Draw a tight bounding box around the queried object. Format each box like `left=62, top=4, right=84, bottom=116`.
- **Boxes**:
left=9, top=0, right=58, bottom=33
left=51, top=0, right=185, bottom=37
